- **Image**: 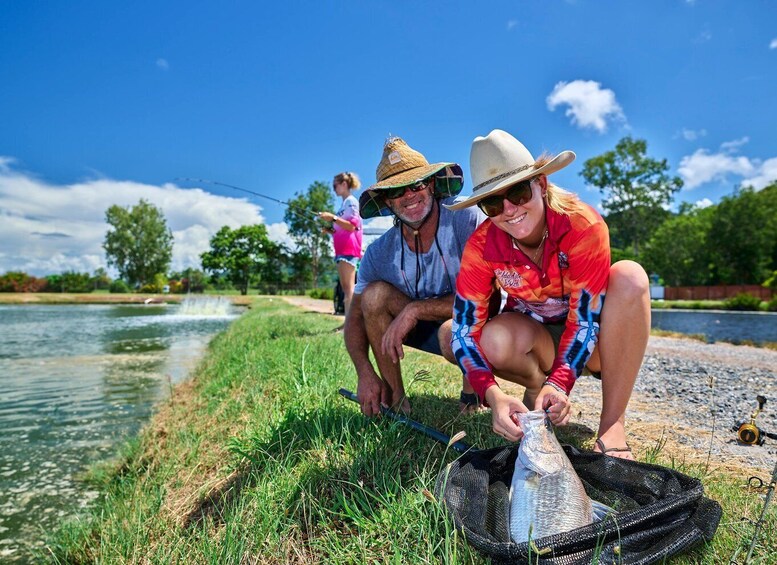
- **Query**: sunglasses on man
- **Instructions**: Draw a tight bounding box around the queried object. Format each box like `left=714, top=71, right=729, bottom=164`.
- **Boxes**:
left=384, top=178, right=434, bottom=200
left=477, top=178, right=536, bottom=217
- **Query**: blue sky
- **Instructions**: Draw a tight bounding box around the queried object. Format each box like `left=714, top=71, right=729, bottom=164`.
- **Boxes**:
left=1, top=1, right=776, bottom=276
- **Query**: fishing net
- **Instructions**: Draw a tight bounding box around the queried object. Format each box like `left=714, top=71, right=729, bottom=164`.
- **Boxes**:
left=436, top=445, right=722, bottom=564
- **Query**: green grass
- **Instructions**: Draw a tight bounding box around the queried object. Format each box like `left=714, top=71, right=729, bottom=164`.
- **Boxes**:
left=44, top=299, right=775, bottom=564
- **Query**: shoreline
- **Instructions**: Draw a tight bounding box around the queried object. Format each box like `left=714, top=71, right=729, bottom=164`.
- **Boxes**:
left=0, top=292, right=255, bottom=306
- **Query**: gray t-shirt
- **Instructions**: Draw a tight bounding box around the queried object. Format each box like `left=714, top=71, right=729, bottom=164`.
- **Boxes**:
left=355, top=197, right=485, bottom=299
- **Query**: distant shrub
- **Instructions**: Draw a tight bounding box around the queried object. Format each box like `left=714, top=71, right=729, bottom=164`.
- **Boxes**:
left=767, top=296, right=777, bottom=312
left=0, top=271, right=47, bottom=292
left=723, top=292, right=763, bottom=311
left=109, top=280, right=131, bottom=293
left=307, top=287, right=334, bottom=300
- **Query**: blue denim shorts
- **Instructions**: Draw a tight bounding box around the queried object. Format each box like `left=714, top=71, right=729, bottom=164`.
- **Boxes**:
left=335, top=255, right=359, bottom=268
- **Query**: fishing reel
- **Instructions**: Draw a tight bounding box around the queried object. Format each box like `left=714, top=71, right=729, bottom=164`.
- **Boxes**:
left=733, top=395, right=777, bottom=445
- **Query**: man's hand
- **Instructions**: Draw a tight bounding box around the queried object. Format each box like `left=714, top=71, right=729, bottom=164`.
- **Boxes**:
left=485, top=386, right=529, bottom=442
left=356, top=371, right=388, bottom=417
left=381, top=303, right=417, bottom=363
left=534, top=384, right=571, bottom=426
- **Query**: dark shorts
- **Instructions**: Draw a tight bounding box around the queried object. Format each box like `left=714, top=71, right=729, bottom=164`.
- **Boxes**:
left=405, top=320, right=444, bottom=356
left=543, top=319, right=600, bottom=379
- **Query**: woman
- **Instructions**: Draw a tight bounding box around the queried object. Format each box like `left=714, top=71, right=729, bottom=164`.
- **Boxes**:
left=449, top=130, right=650, bottom=459
left=318, top=171, right=363, bottom=316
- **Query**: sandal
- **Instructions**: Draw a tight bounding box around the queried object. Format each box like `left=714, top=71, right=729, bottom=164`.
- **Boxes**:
left=459, top=390, right=481, bottom=412
left=595, top=438, right=632, bottom=457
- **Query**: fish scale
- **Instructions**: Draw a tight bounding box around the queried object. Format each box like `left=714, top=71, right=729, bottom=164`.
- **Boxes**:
left=508, top=410, right=599, bottom=542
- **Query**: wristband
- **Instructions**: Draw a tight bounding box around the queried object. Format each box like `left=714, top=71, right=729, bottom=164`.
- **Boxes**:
left=543, top=380, right=567, bottom=396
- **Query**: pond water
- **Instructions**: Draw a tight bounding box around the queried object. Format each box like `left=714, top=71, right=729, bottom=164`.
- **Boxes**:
left=0, top=298, right=239, bottom=562
left=651, top=308, right=777, bottom=345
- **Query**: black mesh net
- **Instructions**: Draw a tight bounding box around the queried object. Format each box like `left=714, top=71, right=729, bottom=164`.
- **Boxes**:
left=435, top=445, right=722, bottom=564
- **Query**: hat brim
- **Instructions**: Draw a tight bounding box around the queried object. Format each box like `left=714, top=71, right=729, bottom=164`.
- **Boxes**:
left=444, top=150, right=575, bottom=211
left=360, top=162, right=463, bottom=219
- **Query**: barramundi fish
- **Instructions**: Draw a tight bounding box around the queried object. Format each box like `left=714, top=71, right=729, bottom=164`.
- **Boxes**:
left=509, top=410, right=610, bottom=542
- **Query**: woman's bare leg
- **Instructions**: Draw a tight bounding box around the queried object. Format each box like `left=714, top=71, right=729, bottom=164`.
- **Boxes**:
left=588, top=260, right=650, bottom=459
left=337, top=261, right=357, bottom=316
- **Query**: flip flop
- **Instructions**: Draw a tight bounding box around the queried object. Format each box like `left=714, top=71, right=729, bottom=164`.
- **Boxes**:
left=595, top=438, right=632, bottom=456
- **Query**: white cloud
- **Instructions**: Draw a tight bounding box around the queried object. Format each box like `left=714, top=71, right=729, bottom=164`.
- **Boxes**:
left=546, top=80, right=625, bottom=133
left=695, top=198, right=713, bottom=209
left=507, top=20, right=518, bottom=31
left=0, top=159, right=297, bottom=277
left=770, top=38, right=777, bottom=49
left=739, top=156, right=777, bottom=190
left=720, top=136, right=749, bottom=152
left=677, top=127, right=707, bottom=141
left=156, top=58, right=169, bottom=70
left=678, top=138, right=777, bottom=190
left=678, top=149, right=754, bottom=189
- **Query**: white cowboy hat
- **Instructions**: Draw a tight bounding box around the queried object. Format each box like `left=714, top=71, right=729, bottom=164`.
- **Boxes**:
left=445, top=129, right=575, bottom=211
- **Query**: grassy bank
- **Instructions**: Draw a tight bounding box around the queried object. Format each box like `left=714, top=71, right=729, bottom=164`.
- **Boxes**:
left=46, top=299, right=772, bottom=563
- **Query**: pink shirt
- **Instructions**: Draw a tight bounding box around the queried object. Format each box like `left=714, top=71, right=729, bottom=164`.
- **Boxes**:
left=332, top=194, right=363, bottom=257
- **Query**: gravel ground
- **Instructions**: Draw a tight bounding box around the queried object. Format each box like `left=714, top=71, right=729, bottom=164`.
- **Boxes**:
left=281, top=296, right=777, bottom=473
left=565, top=337, right=777, bottom=473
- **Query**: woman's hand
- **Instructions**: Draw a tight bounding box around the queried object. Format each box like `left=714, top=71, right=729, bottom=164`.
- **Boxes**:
left=485, top=386, right=528, bottom=441
left=534, top=384, right=571, bottom=426
left=318, top=211, right=335, bottom=222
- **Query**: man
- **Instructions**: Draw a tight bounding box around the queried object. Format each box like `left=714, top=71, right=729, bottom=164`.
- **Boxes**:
left=344, top=136, right=485, bottom=416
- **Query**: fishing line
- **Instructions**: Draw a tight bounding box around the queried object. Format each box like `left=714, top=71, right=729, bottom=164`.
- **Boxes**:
left=175, top=177, right=321, bottom=220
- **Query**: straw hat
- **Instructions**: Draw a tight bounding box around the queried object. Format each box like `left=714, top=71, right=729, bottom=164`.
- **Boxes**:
left=445, top=129, right=575, bottom=211
left=359, top=136, right=463, bottom=218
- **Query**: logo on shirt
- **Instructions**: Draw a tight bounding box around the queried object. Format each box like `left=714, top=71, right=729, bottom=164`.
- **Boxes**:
left=495, top=268, right=523, bottom=289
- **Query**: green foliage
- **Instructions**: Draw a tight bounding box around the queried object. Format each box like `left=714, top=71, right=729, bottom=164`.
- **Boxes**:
left=707, top=186, right=774, bottom=284
left=89, top=268, right=112, bottom=291
left=642, top=205, right=714, bottom=286
left=307, top=287, right=334, bottom=300
left=139, top=273, right=168, bottom=293
left=46, top=271, right=92, bottom=293
left=103, top=199, right=173, bottom=287
left=767, top=296, right=777, bottom=312
left=169, top=267, right=209, bottom=293
left=284, top=181, right=335, bottom=286
left=763, top=270, right=777, bottom=291
left=722, top=292, right=763, bottom=311
left=581, top=136, right=682, bottom=255
left=0, top=271, right=48, bottom=292
left=109, top=279, right=131, bottom=293
left=201, top=224, right=287, bottom=295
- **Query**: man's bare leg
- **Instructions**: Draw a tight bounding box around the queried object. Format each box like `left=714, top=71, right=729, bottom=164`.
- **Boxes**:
left=360, top=281, right=413, bottom=412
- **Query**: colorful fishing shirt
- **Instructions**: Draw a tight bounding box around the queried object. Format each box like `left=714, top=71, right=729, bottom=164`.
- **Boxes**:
left=451, top=203, right=610, bottom=400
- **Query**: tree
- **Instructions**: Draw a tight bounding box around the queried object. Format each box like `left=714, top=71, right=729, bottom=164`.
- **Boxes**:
left=200, top=224, right=284, bottom=295
left=707, top=187, right=773, bottom=284
left=284, top=181, right=335, bottom=286
left=103, top=199, right=173, bottom=287
left=580, top=137, right=682, bottom=256
left=642, top=205, right=714, bottom=286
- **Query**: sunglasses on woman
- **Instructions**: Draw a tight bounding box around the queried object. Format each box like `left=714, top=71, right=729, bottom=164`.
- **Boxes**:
left=477, top=178, right=535, bottom=217
left=385, top=178, right=433, bottom=200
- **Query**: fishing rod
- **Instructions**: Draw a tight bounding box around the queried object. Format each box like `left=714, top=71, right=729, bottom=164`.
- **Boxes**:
left=338, top=388, right=472, bottom=454
left=729, top=460, right=777, bottom=565
left=175, top=177, right=321, bottom=220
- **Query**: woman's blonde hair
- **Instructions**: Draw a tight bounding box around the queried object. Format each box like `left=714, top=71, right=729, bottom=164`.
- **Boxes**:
left=533, top=153, right=584, bottom=216
left=334, top=171, right=361, bottom=190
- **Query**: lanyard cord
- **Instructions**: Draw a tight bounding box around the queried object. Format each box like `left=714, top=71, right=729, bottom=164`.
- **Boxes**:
left=399, top=200, right=453, bottom=299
